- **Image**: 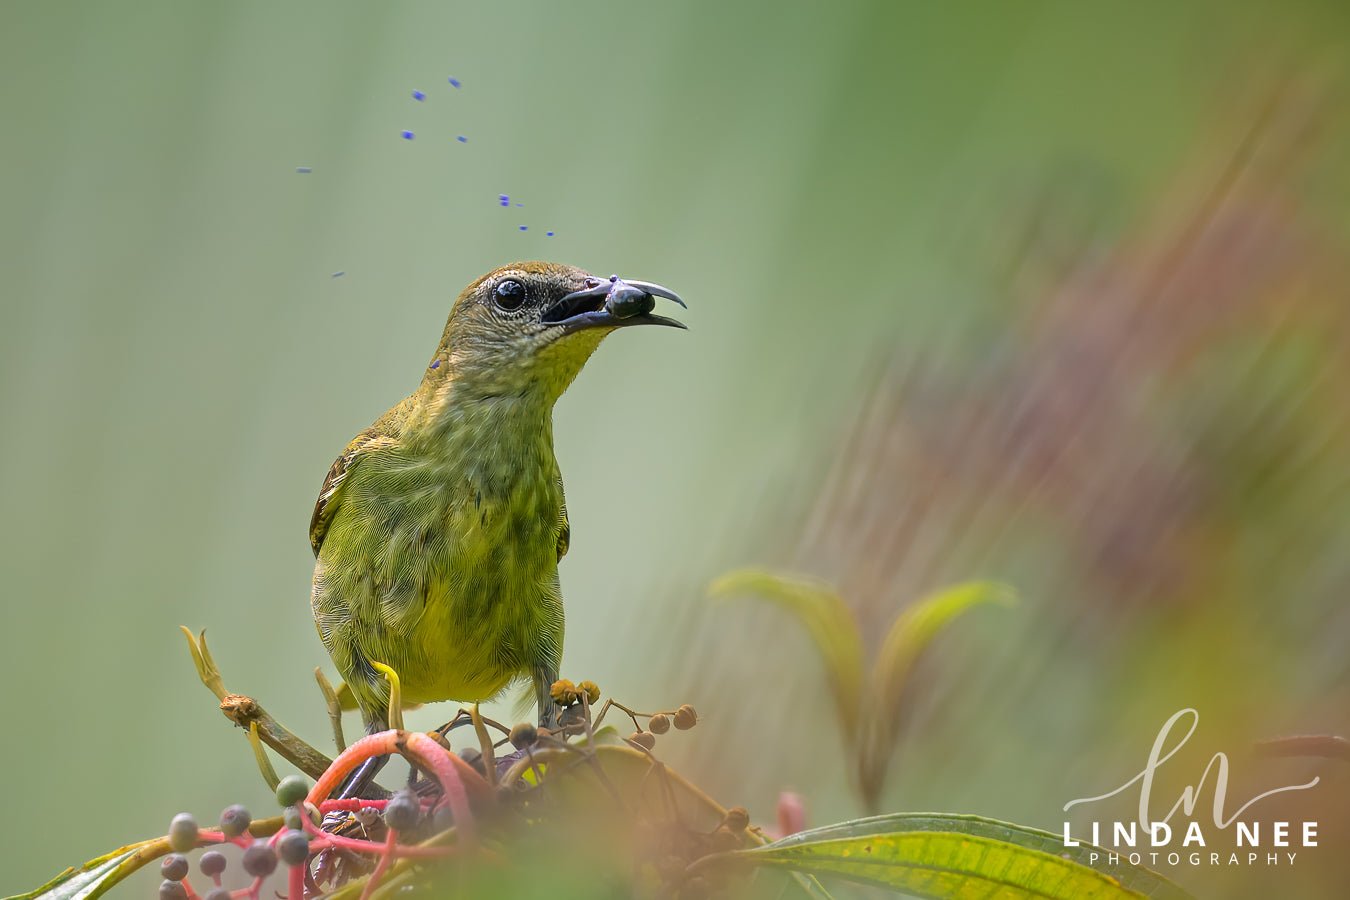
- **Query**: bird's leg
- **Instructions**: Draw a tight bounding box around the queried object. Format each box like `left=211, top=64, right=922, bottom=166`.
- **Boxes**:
left=533, top=663, right=562, bottom=731
left=333, top=713, right=392, bottom=801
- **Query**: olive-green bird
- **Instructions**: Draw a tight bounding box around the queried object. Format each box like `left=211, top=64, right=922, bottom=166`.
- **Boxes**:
left=309, top=261, right=684, bottom=760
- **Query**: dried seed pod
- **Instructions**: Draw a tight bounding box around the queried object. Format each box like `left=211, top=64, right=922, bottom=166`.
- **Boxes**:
left=648, top=713, right=671, bottom=734
left=723, top=806, right=750, bottom=832
left=510, top=722, right=538, bottom=748
left=577, top=680, right=601, bottom=704
left=673, top=704, right=699, bottom=730
left=549, top=679, right=578, bottom=706
left=628, top=731, right=656, bottom=750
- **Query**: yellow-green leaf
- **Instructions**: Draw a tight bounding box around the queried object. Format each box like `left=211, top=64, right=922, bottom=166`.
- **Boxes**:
left=730, top=813, right=1193, bottom=899
left=4, top=840, right=159, bottom=900
left=710, top=569, right=865, bottom=742
left=861, top=582, right=1014, bottom=805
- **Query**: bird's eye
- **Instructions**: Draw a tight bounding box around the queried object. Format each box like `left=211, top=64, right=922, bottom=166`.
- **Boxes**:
left=493, top=279, right=527, bottom=311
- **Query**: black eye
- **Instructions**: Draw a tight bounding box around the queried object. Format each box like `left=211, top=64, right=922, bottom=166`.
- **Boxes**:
left=493, top=279, right=527, bottom=311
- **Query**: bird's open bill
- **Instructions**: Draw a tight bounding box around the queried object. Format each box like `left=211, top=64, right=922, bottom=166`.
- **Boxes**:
left=543, top=275, right=687, bottom=334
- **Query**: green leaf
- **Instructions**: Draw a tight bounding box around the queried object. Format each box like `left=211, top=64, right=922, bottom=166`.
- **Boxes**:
left=861, top=582, right=1013, bottom=805
left=3, top=840, right=160, bottom=900
left=729, top=813, right=1194, bottom=899
left=710, top=569, right=865, bottom=742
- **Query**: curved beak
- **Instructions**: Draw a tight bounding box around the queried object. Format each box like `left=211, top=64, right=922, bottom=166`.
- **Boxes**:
left=542, top=275, right=687, bottom=334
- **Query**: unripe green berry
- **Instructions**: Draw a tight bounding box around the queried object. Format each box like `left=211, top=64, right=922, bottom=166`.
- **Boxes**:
left=219, top=803, right=251, bottom=838
left=199, top=850, right=227, bottom=877
left=242, top=839, right=278, bottom=877
left=275, top=774, right=309, bottom=807
left=159, top=880, right=188, bottom=900
left=167, top=813, right=198, bottom=852
left=383, top=791, right=420, bottom=831
left=277, top=829, right=310, bottom=866
left=282, top=805, right=305, bottom=831
left=160, top=853, right=190, bottom=881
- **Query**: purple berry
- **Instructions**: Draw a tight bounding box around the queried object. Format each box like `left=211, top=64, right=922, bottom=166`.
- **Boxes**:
left=546, top=231, right=555, bottom=237
left=160, top=854, right=190, bottom=881
left=159, top=881, right=188, bottom=900
left=219, top=803, right=251, bottom=838
left=412, top=89, right=426, bottom=101
left=448, top=77, right=461, bottom=88
left=519, top=225, right=527, bottom=231
left=199, top=850, right=227, bottom=877
left=242, top=839, right=278, bottom=877
left=401, top=130, right=414, bottom=140
left=277, top=829, right=311, bottom=865
left=205, top=891, right=231, bottom=900
left=383, top=791, right=420, bottom=832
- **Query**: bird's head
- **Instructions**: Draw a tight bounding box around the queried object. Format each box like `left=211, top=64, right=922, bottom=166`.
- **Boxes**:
left=426, top=261, right=685, bottom=402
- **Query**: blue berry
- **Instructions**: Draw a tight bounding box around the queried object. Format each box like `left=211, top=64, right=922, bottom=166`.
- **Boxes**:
left=546, top=231, right=555, bottom=237
left=401, top=130, right=414, bottom=140
left=412, top=90, right=426, bottom=101
left=295, top=166, right=312, bottom=173
left=519, top=225, right=528, bottom=231
left=448, top=77, right=461, bottom=88
left=456, top=135, right=467, bottom=143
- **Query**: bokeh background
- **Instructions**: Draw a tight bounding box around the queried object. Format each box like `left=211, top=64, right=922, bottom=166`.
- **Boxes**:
left=2, top=1, right=1347, bottom=896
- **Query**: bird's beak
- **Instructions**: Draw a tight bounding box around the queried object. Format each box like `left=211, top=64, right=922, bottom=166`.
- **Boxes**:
left=541, top=276, right=687, bottom=334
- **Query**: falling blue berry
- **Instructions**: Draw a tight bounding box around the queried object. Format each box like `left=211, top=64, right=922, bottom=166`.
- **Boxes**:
left=430, top=359, right=441, bottom=369
left=295, top=166, right=313, bottom=174
left=401, top=130, right=415, bottom=140
left=519, top=225, right=528, bottom=231
left=332, top=271, right=346, bottom=278
left=546, top=231, right=555, bottom=237
left=515, top=202, right=524, bottom=207
left=412, top=90, right=426, bottom=101
left=456, top=135, right=467, bottom=143
left=448, top=77, right=461, bottom=88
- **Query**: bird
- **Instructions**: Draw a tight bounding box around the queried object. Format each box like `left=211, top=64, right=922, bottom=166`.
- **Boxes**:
left=308, top=261, right=685, bottom=769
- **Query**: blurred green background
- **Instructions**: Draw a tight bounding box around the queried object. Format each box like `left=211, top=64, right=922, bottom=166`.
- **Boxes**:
left=2, top=1, right=1348, bottom=896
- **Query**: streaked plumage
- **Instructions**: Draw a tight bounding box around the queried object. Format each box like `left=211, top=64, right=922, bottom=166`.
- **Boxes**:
left=309, top=261, right=683, bottom=735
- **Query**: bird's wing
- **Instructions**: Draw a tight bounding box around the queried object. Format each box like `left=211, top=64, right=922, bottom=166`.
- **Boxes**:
left=556, top=475, right=570, bottom=563
left=310, top=427, right=389, bottom=556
